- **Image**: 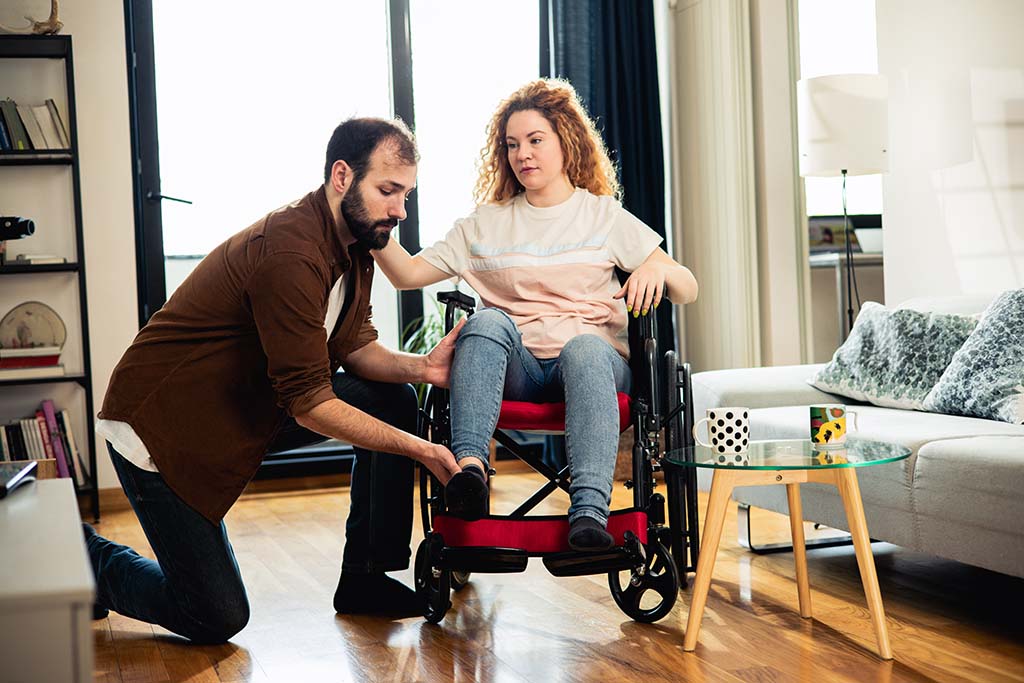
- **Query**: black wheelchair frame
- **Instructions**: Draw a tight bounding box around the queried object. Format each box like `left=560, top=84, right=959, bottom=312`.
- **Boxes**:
left=414, top=290, right=700, bottom=623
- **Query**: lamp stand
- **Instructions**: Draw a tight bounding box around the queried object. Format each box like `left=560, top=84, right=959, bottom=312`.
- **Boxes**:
left=841, top=169, right=856, bottom=334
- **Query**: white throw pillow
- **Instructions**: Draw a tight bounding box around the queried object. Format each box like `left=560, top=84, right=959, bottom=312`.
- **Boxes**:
left=923, top=289, right=1024, bottom=423
left=809, top=302, right=977, bottom=409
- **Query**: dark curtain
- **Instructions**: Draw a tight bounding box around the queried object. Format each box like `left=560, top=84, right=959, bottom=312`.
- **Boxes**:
left=541, top=1, right=672, bottom=470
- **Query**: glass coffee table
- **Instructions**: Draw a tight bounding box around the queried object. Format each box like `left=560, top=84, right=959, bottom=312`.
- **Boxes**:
left=664, top=438, right=911, bottom=659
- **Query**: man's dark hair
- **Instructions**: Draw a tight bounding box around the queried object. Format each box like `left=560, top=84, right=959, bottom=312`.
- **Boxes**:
left=324, top=117, right=419, bottom=183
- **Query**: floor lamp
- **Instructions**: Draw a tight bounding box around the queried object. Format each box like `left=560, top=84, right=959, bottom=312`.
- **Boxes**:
left=797, top=74, right=889, bottom=334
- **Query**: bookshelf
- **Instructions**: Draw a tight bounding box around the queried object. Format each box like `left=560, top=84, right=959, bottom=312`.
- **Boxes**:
left=0, top=35, right=98, bottom=520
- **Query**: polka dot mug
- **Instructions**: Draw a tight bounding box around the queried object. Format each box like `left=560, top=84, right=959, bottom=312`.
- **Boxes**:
left=693, top=407, right=750, bottom=460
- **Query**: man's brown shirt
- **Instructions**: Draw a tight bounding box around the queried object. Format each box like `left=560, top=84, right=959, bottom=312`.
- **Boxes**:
left=100, top=187, right=377, bottom=522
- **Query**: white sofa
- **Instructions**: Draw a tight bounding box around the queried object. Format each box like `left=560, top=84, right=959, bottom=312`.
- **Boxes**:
left=691, top=296, right=1024, bottom=579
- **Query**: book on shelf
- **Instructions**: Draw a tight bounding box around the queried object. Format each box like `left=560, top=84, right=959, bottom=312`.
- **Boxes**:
left=34, top=411, right=55, bottom=462
left=0, top=424, right=8, bottom=462
left=31, top=104, right=65, bottom=150
left=40, top=401, right=72, bottom=481
left=19, top=418, right=39, bottom=458
left=0, top=113, right=11, bottom=151
left=58, top=408, right=88, bottom=485
left=11, top=254, right=68, bottom=265
left=45, top=99, right=70, bottom=148
left=16, top=103, right=47, bottom=150
left=0, top=99, right=30, bottom=151
left=0, top=364, right=65, bottom=380
left=3, top=423, right=23, bottom=460
left=0, top=346, right=62, bottom=368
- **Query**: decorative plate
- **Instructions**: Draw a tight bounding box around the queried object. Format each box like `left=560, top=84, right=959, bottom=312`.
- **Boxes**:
left=0, top=301, right=67, bottom=349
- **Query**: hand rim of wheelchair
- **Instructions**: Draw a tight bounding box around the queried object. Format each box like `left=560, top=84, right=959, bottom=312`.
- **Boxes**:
left=607, top=533, right=679, bottom=623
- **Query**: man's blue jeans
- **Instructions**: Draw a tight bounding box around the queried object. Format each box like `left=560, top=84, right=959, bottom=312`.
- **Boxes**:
left=450, top=308, right=630, bottom=526
left=86, top=373, right=416, bottom=643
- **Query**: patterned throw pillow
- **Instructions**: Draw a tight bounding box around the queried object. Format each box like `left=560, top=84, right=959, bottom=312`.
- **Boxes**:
left=809, top=302, right=977, bottom=409
left=924, top=289, right=1024, bottom=423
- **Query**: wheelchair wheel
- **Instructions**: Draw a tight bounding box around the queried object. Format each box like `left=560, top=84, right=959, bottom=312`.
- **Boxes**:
left=414, top=537, right=451, bottom=623
left=451, top=570, right=471, bottom=592
left=608, top=538, right=679, bottom=623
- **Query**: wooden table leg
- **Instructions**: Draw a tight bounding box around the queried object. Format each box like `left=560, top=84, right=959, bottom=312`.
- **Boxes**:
left=834, top=468, right=893, bottom=659
left=683, top=469, right=736, bottom=652
left=786, top=483, right=812, bottom=618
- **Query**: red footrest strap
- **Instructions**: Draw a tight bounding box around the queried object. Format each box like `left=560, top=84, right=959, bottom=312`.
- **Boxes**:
left=432, top=510, right=648, bottom=554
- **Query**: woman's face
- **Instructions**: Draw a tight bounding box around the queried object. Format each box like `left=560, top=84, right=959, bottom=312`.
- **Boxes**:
left=505, top=109, right=566, bottom=193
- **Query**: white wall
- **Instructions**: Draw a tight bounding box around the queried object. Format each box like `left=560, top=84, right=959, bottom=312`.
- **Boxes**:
left=1, top=1, right=139, bottom=490
left=877, top=0, right=1024, bottom=303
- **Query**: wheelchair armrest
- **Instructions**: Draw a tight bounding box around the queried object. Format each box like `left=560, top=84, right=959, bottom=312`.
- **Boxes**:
left=437, top=289, right=476, bottom=311
left=437, top=289, right=476, bottom=333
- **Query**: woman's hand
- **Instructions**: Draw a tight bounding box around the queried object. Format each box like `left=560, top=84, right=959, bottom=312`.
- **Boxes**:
left=614, top=261, right=668, bottom=316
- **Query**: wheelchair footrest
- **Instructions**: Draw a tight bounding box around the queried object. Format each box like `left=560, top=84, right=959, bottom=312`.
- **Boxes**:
left=441, top=547, right=530, bottom=574
left=542, top=548, right=639, bottom=577
left=431, top=510, right=648, bottom=555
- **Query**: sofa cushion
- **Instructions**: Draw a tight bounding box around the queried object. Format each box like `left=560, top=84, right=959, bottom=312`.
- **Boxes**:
left=913, top=436, right=1024, bottom=577
left=923, top=289, right=1024, bottom=424
left=748, top=404, right=1024, bottom=447
left=692, top=363, right=843, bottom=414
left=809, top=302, right=977, bottom=410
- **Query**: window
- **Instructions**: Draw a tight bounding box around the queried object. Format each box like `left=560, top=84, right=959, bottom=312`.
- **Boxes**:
left=407, top=1, right=539, bottom=315
left=799, top=0, right=882, bottom=216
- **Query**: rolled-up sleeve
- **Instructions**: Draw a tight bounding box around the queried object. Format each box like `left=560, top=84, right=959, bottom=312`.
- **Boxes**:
left=246, top=252, right=336, bottom=416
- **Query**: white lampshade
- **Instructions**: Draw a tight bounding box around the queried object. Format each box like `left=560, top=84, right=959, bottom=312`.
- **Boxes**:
left=798, top=74, right=889, bottom=177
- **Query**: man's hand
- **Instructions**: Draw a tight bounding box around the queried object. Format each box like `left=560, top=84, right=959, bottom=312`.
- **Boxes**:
left=422, top=317, right=466, bottom=388
left=417, top=442, right=462, bottom=484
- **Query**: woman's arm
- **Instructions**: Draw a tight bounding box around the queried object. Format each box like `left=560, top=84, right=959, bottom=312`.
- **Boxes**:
left=372, top=237, right=451, bottom=290
left=614, top=248, right=698, bottom=314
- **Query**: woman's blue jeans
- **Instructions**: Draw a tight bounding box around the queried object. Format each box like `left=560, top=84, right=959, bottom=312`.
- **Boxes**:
left=85, top=373, right=416, bottom=643
left=450, top=308, right=631, bottom=526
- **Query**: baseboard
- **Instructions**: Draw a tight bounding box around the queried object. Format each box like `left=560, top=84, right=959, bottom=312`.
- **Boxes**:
left=95, top=486, right=131, bottom=513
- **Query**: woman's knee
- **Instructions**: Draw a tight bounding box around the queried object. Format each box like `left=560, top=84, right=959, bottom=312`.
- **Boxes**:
left=559, top=334, right=617, bottom=367
left=458, top=308, right=518, bottom=345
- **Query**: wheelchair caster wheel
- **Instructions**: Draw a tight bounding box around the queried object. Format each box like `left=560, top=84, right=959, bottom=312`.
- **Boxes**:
left=451, top=570, right=471, bottom=592
left=415, top=537, right=451, bottom=623
left=608, top=538, right=679, bottom=623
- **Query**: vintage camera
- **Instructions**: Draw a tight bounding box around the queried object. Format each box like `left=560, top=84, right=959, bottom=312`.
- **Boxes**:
left=0, top=216, right=35, bottom=241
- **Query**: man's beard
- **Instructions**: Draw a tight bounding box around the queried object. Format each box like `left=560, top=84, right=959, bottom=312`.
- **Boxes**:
left=341, top=181, right=396, bottom=250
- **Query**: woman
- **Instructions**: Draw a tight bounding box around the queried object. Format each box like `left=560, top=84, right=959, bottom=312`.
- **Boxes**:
left=373, top=79, right=697, bottom=550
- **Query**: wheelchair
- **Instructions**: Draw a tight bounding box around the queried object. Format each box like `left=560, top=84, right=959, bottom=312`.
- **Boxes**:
left=414, top=290, right=701, bottom=624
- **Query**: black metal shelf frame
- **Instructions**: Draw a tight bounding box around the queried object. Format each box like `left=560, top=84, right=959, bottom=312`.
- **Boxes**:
left=0, top=34, right=99, bottom=520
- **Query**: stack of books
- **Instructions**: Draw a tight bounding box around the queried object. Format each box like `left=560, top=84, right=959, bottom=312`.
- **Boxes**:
left=0, top=399, right=89, bottom=490
left=0, top=346, right=64, bottom=381
left=0, top=97, right=70, bottom=153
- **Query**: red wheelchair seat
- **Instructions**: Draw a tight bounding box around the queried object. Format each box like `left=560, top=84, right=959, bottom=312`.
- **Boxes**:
left=495, top=392, right=632, bottom=434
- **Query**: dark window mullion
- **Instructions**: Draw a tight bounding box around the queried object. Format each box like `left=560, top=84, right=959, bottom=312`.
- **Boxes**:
left=123, top=0, right=166, bottom=326
left=387, top=0, right=424, bottom=343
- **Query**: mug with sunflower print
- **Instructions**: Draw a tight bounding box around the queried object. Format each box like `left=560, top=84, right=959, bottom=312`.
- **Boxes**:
left=810, top=404, right=858, bottom=446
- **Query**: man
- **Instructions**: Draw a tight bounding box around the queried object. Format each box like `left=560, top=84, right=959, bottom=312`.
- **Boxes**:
left=87, top=118, right=462, bottom=644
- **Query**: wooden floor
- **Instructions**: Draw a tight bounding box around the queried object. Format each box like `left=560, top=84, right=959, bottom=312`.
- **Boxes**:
left=92, top=470, right=1024, bottom=683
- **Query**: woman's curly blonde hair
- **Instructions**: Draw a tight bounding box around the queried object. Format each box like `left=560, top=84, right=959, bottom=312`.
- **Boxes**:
left=473, top=79, right=620, bottom=205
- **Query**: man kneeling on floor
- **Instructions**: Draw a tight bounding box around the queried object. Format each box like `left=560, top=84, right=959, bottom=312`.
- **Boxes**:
left=86, top=117, right=463, bottom=643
